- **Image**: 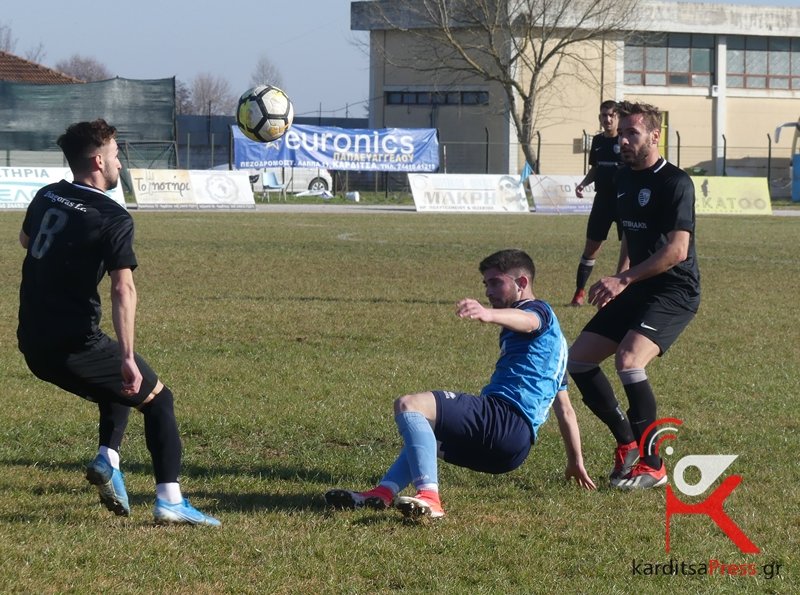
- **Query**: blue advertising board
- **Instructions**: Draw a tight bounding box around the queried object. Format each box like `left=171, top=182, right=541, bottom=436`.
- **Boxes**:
left=233, top=124, right=439, bottom=172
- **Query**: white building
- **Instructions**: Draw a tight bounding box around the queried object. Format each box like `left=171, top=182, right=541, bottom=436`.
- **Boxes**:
left=352, top=1, right=800, bottom=194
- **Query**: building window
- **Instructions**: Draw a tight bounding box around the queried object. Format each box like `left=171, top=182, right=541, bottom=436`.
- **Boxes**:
left=385, top=90, right=489, bottom=106
left=727, top=36, right=800, bottom=90
left=624, top=33, right=714, bottom=87
left=462, top=91, right=489, bottom=105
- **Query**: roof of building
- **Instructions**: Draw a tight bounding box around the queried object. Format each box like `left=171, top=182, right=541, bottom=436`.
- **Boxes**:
left=352, top=1, right=800, bottom=37
left=0, top=51, right=83, bottom=84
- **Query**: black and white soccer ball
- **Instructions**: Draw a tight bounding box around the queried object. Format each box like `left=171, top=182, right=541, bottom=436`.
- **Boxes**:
left=236, top=84, right=294, bottom=143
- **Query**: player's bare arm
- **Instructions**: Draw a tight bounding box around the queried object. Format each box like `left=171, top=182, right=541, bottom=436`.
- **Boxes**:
left=456, top=298, right=540, bottom=333
left=110, top=267, right=142, bottom=396
left=576, top=166, right=598, bottom=199
left=19, top=230, right=29, bottom=249
left=551, top=391, right=596, bottom=490
left=589, top=230, right=691, bottom=308
left=616, top=235, right=630, bottom=275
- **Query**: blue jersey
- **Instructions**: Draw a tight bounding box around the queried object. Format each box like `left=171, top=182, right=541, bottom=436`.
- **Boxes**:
left=480, top=299, right=568, bottom=440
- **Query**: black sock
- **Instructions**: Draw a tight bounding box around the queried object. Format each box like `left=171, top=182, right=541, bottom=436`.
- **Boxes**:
left=576, top=256, right=595, bottom=291
left=141, top=387, right=182, bottom=483
left=621, top=374, right=660, bottom=469
left=570, top=366, right=635, bottom=444
left=98, top=401, right=130, bottom=452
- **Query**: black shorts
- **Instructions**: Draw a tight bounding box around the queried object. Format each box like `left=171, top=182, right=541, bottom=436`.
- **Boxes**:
left=22, top=334, right=159, bottom=407
left=586, top=192, right=621, bottom=242
left=433, top=390, right=533, bottom=474
left=582, top=283, right=699, bottom=355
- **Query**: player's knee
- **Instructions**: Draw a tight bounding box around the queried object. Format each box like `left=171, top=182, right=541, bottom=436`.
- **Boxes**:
left=393, top=392, right=430, bottom=415
left=615, top=348, right=643, bottom=371
left=393, top=394, right=414, bottom=414
left=583, top=241, right=602, bottom=259
left=567, top=359, right=597, bottom=376
left=141, top=386, right=176, bottom=417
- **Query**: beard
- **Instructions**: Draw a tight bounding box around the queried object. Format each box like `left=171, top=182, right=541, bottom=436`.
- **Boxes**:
left=621, top=143, right=651, bottom=168
left=103, top=167, right=119, bottom=191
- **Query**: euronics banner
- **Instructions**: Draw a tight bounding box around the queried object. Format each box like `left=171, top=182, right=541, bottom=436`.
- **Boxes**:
left=129, top=169, right=255, bottom=209
left=408, top=173, right=530, bottom=212
left=233, top=125, right=439, bottom=172
left=0, top=166, right=125, bottom=209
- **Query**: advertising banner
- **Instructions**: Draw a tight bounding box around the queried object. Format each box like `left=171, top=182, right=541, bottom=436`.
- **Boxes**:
left=233, top=125, right=439, bottom=172
left=190, top=171, right=255, bottom=209
left=529, top=174, right=773, bottom=216
left=129, top=169, right=254, bottom=209
left=408, top=173, right=530, bottom=213
left=0, top=166, right=126, bottom=209
left=527, top=175, right=592, bottom=213
left=691, top=176, right=772, bottom=215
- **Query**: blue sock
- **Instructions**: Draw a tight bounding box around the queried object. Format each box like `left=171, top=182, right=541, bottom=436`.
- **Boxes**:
left=392, top=411, right=438, bottom=492
left=379, top=448, right=413, bottom=494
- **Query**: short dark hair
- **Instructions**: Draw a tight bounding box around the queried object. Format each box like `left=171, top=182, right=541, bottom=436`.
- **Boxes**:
left=479, top=249, right=535, bottom=281
left=56, top=119, right=117, bottom=172
left=616, top=101, right=662, bottom=133
left=600, top=99, right=617, bottom=112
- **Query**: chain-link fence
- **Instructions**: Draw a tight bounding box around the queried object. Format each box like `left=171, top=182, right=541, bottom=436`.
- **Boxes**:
left=3, top=135, right=795, bottom=199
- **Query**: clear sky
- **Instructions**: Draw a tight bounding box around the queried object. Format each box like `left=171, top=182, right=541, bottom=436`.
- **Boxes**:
left=3, top=1, right=370, bottom=118
left=2, top=1, right=795, bottom=119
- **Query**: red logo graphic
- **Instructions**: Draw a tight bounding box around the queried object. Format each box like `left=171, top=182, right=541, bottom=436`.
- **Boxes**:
left=640, top=419, right=760, bottom=554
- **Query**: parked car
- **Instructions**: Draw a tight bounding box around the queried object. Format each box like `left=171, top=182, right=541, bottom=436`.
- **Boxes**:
left=248, top=167, right=332, bottom=193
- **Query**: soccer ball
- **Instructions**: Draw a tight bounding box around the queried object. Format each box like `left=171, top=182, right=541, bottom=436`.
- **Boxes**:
left=236, top=85, right=294, bottom=143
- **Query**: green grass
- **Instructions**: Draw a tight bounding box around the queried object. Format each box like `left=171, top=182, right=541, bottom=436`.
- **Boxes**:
left=0, top=211, right=796, bottom=594
left=253, top=190, right=415, bottom=206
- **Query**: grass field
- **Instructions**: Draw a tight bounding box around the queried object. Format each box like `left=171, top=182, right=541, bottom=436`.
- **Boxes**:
left=0, top=210, right=797, bottom=594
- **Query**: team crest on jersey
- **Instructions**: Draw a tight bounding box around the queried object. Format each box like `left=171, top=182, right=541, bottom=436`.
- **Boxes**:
left=638, top=189, right=651, bottom=207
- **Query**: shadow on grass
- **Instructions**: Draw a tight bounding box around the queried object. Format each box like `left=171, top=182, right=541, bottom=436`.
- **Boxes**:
left=202, top=294, right=455, bottom=306
left=0, top=456, right=337, bottom=514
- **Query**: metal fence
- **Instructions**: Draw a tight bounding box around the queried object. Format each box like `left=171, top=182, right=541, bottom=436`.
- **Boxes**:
left=3, top=134, right=795, bottom=198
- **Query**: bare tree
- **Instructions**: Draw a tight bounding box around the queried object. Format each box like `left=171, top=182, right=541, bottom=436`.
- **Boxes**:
left=24, top=43, right=46, bottom=64
left=55, top=54, right=112, bottom=81
left=0, top=21, right=17, bottom=53
left=189, top=73, right=236, bottom=116
left=249, top=54, right=283, bottom=88
left=175, top=79, right=193, bottom=115
left=0, top=22, right=45, bottom=64
left=359, top=0, right=639, bottom=169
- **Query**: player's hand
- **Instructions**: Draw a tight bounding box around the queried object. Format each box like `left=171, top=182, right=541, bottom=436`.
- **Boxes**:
left=456, top=298, right=493, bottom=323
left=121, top=357, right=142, bottom=396
left=575, top=184, right=585, bottom=198
left=565, top=462, right=597, bottom=490
left=588, top=275, right=628, bottom=309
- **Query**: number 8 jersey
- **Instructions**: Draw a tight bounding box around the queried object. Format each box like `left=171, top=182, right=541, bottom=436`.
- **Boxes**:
left=17, top=180, right=137, bottom=353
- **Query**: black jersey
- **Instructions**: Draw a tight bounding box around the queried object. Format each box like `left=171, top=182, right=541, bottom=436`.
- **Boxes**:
left=615, top=158, right=701, bottom=301
left=588, top=133, right=622, bottom=196
left=17, top=180, right=137, bottom=352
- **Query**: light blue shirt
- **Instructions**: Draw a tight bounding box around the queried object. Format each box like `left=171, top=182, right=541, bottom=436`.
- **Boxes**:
left=481, top=299, right=568, bottom=439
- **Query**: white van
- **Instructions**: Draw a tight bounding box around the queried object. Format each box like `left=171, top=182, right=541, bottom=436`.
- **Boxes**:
left=250, top=167, right=332, bottom=193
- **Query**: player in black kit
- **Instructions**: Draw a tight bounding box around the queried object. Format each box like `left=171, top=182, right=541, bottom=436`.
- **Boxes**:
left=567, top=101, right=700, bottom=489
left=17, top=119, right=219, bottom=525
left=571, top=100, right=624, bottom=306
